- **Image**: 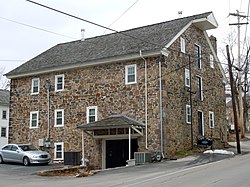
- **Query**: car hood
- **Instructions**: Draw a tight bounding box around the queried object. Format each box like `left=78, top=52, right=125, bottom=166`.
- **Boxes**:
left=25, top=150, right=50, bottom=155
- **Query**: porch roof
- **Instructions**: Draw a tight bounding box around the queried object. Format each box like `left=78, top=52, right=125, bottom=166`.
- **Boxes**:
left=77, top=114, right=145, bottom=131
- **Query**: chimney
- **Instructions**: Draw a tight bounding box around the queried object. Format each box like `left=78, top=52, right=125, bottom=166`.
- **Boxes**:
left=81, top=29, right=85, bottom=41
left=209, top=35, right=217, bottom=54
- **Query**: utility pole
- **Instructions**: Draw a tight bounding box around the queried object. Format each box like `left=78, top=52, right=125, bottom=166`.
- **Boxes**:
left=229, top=10, right=248, bottom=138
left=227, top=45, right=241, bottom=154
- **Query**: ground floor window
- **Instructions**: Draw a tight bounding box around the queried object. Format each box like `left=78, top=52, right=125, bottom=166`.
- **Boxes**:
left=1, top=127, right=7, bottom=137
left=54, top=142, right=64, bottom=160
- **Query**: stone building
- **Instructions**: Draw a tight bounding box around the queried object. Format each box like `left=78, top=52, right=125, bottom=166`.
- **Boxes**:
left=6, top=12, right=227, bottom=169
left=0, top=89, right=10, bottom=148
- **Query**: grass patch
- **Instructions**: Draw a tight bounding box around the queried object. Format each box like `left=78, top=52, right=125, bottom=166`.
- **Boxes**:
left=175, top=150, right=192, bottom=157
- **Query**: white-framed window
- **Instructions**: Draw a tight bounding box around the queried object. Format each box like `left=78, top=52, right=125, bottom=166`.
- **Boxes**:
left=30, top=111, right=39, bottom=128
left=31, top=78, right=40, bottom=94
left=186, top=105, right=191, bottom=124
left=54, top=109, right=64, bottom=127
left=185, top=68, right=190, bottom=87
left=2, top=110, right=7, bottom=120
left=196, top=76, right=203, bottom=101
left=54, top=142, right=64, bottom=160
left=209, top=111, right=214, bottom=128
left=194, top=44, right=201, bottom=69
left=210, top=54, right=214, bottom=68
left=1, top=127, right=7, bottom=137
left=55, top=74, right=64, bottom=91
left=87, top=106, right=98, bottom=123
left=180, top=37, right=185, bottom=53
left=125, top=64, right=137, bottom=84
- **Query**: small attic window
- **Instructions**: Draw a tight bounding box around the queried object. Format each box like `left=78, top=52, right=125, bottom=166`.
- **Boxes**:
left=180, top=37, right=185, bottom=53
left=210, top=54, right=214, bottom=68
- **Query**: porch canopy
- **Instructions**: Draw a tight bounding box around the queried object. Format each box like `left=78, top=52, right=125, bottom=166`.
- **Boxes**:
left=77, top=114, right=145, bottom=139
left=77, top=115, right=145, bottom=163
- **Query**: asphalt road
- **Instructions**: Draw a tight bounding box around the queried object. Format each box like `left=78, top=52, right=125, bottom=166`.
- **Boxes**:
left=0, top=153, right=239, bottom=187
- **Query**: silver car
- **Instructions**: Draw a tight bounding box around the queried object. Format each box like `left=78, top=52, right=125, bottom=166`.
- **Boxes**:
left=0, top=144, right=51, bottom=166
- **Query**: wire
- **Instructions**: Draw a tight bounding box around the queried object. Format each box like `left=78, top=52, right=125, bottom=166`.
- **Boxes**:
left=0, top=16, right=77, bottom=40
left=26, top=0, right=162, bottom=48
left=103, top=0, right=140, bottom=34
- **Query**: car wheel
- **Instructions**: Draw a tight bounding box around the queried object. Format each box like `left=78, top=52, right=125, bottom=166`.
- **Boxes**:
left=0, top=155, right=4, bottom=164
left=23, top=157, right=30, bottom=166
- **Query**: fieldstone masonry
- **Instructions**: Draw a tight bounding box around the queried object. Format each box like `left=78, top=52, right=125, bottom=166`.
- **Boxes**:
left=9, top=25, right=227, bottom=168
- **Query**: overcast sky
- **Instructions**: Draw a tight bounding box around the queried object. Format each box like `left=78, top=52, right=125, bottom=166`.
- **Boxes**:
left=0, top=0, right=249, bottom=83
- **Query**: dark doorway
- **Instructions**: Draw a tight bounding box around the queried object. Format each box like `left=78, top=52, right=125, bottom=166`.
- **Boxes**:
left=106, top=139, right=138, bottom=168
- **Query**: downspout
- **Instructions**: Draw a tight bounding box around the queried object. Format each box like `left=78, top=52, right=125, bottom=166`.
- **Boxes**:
left=139, top=50, right=148, bottom=149
left=81, top=130, right=85, bottom=165
left=159, top=56, right=164, bottom=155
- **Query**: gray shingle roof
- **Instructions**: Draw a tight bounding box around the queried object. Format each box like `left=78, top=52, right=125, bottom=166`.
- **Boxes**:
left=0, top=89, right=10, bottom=106
left=77, top=114, right=145, bottom=130
left=6, top=12, right=212, bottom=78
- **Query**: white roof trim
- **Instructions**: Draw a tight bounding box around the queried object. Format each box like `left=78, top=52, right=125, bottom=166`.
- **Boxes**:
left=7, top=50, right=161, bottom=79
left=203, top=31, right=227, bottom=83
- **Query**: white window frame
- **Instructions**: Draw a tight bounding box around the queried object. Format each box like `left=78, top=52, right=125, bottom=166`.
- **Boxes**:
left=54, top=142, right=64, bottom=160
left=195, top=44, right=201, bottom=69
left=31, top=78, right=40, bottom=94
left=209, top=111, right=214, bottom=128
left=180, top=37, right=185, bottom=53
left=248, top=113, right=250, bottom=121
left=55, top=74, right=64, bottom=92
left=87, top=106, right=98, bottom=123
left=2, top=110, right=7, bottom=120
left=196, top=76, right=203, bottom=101
left=185, top=68, right=190, bottom=87
left=1, top=127, right=7, bottom=138
left=125, top=64, right=137, bottom=85
left=30, top=111, right=39, bottom=128
left=54, top=109, right=64, bottom=127
left=186, top=105, right=191, bottom=124
left=210, top=54, right=214, bottom=68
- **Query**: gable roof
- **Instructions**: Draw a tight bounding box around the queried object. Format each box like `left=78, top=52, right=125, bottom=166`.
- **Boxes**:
left=0, top=89, right=10, bottom=106
left=77, top=114, right=145, bottom=130
left=6, top=12, right=217, bottom=79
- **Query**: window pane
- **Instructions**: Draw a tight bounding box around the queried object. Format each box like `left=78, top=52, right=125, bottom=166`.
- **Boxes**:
left=57, top=145, right=62, bottom=151
left=89, top=109, right=95, bottom=116
left=128, top=75, right=135, bottom=83
left=89, top=116, right=96, bottom=123
left=128, top=67, right=135, bottom=75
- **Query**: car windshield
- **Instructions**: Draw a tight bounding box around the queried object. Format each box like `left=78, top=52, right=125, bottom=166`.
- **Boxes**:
left=19, top=145, right=38, bottom=151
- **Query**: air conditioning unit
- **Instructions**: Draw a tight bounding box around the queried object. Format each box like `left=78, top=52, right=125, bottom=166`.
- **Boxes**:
left=134, top=152, right=151, bottom=164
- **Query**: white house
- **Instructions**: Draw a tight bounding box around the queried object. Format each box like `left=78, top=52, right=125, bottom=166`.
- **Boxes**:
left=0, top=89, right=9, bottom=147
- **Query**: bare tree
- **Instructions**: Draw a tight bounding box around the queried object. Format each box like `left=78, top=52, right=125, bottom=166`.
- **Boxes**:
left=0, top=67, right=10, bottom=90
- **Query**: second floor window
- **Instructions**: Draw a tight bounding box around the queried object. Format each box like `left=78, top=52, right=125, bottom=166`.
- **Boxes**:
left=55, top=74, right=64, bottom=91
left=31, top=78, right=40, bottom=94
left=196, top=76, right=203, bottom=101
left=125, top=64, right=137, bottom=84
left=30, top=111, right=39, bottom=128
left=185, top=68, right=190, bottom=87
left=55, top=109, right=64, bottom=127
left=2, top=110, right=7, bottom=119
left=87, top=106, right=97, bottom=123
left=195, top=44, right=201, bottom=69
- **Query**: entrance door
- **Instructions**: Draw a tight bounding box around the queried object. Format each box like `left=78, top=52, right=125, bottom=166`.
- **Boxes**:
left=106, top=139, right=138, bottom=168
left=198, top=111, right=204, bottom=136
